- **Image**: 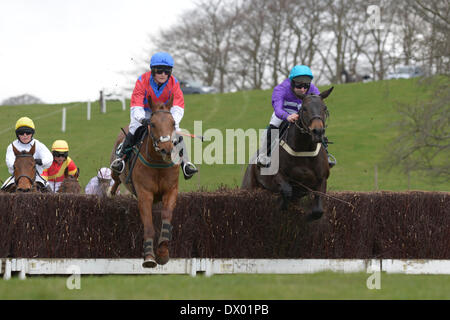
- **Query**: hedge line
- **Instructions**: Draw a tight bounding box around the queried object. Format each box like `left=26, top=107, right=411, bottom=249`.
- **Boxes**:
left=0, top=190, right=448, bottom=259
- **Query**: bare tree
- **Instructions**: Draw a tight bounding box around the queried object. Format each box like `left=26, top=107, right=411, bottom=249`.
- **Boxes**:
left=129, top=0, right=446, bottom=94
left=1, top=94, right=44, bottom=106
left=318, top=0, right=369, bottom=83
left=386, top=78, right=450, bottom=181
left=411, top=0, right=450, bottom=75
left=359, top=1, right=401, bottom=80
left=265, top=0, right=291, bottom=87
left=283, top=0, right=327, bottom=80
left=230, top=0, right=270, bottom=91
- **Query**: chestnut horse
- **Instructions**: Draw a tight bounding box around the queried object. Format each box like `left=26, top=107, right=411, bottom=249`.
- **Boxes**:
left=109, top=95, right=180, bottom=268
left=2, top=144, right=47, bottom=193
left=242, top=87, right=334, bottom=221
left=57, top=167, right=81, bottom=194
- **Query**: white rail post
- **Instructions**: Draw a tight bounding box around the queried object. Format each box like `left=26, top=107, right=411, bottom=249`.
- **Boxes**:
left=190, top=258, right=197, bottom=277
left=87, top=101, right=91, bottom=120
left=121, top=96, right=126, bottom=111
left=3, top=259, right=11, bottom=280
left=100, top=90, right=106, bottom=114
left=19, top=259, right=26, bottom=280
left=61, top=107, right=66, bottom=132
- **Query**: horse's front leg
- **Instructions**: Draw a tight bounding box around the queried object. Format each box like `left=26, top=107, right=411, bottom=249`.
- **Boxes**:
left=307, top=179, right=327, bottom=222
left=138, top=191, right=157, bottom=268
left=155, top=186, right=178, bottom=265
left=275, top=174, right=292, bottom=211
left=108, top=173, right=122, bottom=197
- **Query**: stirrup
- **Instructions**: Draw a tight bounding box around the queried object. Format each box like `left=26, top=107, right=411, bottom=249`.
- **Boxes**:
left=111, top=158, right=125, bottom=174
left=257, top=154, right=271, bottom=168
left=182, top=162, right=197, bottom=180
left=328, top=154, right=337, bottom=168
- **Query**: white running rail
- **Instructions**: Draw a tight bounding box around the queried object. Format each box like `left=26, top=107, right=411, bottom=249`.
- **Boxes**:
left=2, top=258, right=450, bottom=280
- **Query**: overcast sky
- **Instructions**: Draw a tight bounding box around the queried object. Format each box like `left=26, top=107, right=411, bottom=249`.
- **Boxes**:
left=0, top=0, right=195, bottom=104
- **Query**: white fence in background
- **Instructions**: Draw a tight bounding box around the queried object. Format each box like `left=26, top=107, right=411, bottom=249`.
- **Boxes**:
left=2, top=258, right=450, bottom=280
left=99, top=89, right=126, bottom=114
left=61, top=107, right=66, bottom=132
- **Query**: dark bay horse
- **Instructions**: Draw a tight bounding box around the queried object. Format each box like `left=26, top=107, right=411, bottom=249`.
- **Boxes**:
left=109, top=95, right=180, bottom=268
left=58, top=167, right=81, bottom=194
left=2, top=144, right=47, bottom=193
left=242, top=87, right=334, bottom=221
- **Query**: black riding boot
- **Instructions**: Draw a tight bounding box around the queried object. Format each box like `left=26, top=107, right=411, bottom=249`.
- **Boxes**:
left=176, top=136, right=198, bottom=180
left=322, top=136, right=336, bottom=168
left=257, top=124, right=278, bottom=167
left=111, top=132, right=134, bottom=173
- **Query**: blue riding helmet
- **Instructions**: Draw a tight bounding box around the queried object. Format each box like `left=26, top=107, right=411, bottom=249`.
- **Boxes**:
left=289, top=65, right=314, bottom=80
left=150, top=52, right=174, bottom=68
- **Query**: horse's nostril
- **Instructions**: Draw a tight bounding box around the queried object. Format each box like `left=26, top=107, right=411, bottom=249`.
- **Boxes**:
left=312, top=128, right=324, bottom=135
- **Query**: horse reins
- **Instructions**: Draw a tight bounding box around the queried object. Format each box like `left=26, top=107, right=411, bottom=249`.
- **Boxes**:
left=294, top=100, right=329, bottom=136
left=148, top=110, right=176, bottom=154
left=14, top=153, right=36, bottom=187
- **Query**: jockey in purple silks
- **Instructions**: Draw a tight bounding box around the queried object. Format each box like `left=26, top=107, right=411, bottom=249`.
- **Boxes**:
left=257, top=65, right=336, bottom=168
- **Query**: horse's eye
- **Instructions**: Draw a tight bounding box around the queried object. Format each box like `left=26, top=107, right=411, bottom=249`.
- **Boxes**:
left=150, top=123, right=156, bottom=128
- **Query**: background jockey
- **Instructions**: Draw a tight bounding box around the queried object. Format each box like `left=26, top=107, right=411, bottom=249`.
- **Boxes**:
left=42, top=140, right=78, bottom=192
left=2, top=117, right=52, bottom=190
left=110, top=51, right=198, bottom=180
left=257, top=65, right=336, bottom=168
left=85, top=167, right=118, bottom=196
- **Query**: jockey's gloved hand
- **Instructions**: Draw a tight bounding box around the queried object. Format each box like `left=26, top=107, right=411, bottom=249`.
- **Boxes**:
left=140, top=118, right=150, bottom=127
left=35, top=158, right=43, bottom=165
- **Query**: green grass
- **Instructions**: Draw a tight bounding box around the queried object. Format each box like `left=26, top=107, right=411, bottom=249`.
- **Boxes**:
left=1, top=79, right=449, bottom=299
left=1, top=78, right=447, bottom=192
left=1, top=273, right=449, bottom=299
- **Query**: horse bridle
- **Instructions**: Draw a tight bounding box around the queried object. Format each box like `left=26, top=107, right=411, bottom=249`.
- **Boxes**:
left=14, top=153, right=36, bottom=187
left=147, top=110, right=177, bottom=154
left=294, top=96, right=329, bottom=136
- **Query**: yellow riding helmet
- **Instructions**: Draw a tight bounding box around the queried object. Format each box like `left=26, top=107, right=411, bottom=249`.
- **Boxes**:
left=15, top=117, right=35, bottom=130
left=51, top=140, right=69, bottom=152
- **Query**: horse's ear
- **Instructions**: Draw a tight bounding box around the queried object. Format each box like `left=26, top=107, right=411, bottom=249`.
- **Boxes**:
left=166, top=94, right=174, bottom=109
left=147, top=95, right=153, bottom=110
left=75, top=167, right=80, bottom=178
left=12, top=144, right=20, bottom=155
left=319, top=87, right=334, bottom=100
left=29, top=143, right=36, bottom=155
left=64, top=167, right=69, bottom=177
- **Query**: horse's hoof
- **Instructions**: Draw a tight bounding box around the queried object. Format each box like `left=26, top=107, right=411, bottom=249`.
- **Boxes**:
left=142, top=256, right=157, bottom=268
left=155, top=255, right=169, bottom=265
left=306, top=210, right=323, bottom=222
left=156, top=243, right=170, bottom=265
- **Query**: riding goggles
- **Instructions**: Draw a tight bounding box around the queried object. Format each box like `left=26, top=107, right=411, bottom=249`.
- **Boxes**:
left=153, top=66, right=172, bottom=75
left=293, top=81, right=311, bottom=90
left=53, top=151, right=68, bottom=158
left=16, top=128, right=35, bottom=135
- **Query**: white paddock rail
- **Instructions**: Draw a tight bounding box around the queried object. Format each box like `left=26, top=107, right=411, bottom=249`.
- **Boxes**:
left=1, top=258, right=450, bottom=280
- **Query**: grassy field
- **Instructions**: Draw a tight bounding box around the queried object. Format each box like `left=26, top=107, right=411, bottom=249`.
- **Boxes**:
left=0, top=272, right=449, bottom=300
left=0, top=78, right=448, bottom=192
left=1, top=78, right=448, bottom=300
